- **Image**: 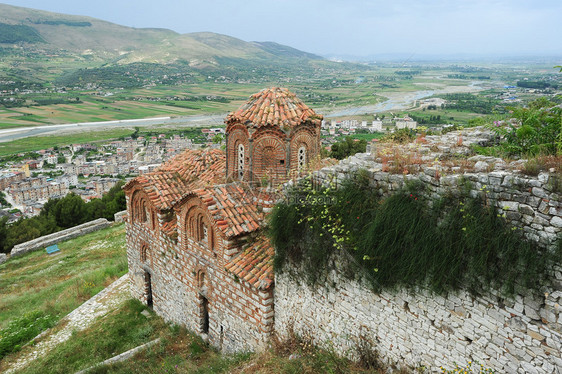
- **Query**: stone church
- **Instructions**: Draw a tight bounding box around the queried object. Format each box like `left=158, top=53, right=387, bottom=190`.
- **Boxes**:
left=124, top=87, right=322, bottom=352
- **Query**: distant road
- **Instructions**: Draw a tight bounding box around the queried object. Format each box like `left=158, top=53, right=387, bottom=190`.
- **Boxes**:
left=0, top=114, right=226, bottom=143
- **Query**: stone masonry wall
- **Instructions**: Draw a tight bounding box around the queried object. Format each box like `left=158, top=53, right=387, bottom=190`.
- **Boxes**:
left=275, top=270, right=562, bottom=373
left=276, top=130, right=562, bottom=373
left=10, top=218, right=111, bottom=257
left=309, top=152, right=561, bottom=249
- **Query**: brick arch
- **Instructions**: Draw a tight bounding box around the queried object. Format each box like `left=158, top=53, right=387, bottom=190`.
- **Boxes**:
left=140, top=241, right=151, bottom=264
left=179, top=196, right=216, bottom=253
left=226, top=125, right=249, bottom=180
left=194, top=264, right=208, bottom=291
left=130, top=189, right=156, bottom=229
left=289, top=126, right=319, bottom=173
left=252, top=133, right=286, bottom=183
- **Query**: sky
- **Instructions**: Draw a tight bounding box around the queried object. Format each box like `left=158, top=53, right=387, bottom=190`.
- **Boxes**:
left=2, top=0, right=562, bottom=58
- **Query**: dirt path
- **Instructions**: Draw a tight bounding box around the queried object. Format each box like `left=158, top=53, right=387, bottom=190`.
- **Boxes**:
left=2, top=274, right=130, bottom=374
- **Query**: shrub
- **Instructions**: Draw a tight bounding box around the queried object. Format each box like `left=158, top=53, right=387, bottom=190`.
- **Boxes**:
left=270, top=173, right=562, bottom=296
left=487, top=98, right=562, bottom=156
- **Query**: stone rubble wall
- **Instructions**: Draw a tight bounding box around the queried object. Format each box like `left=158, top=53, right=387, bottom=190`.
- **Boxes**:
left=275, top=270, right=562, bottom=373
left=275, top=148, right=562, bottom=373
left=9, top=218, right=111, bottom=257
left=114, top=210, right=127, bottom=223
left=311, top=152, right=561, bottom=249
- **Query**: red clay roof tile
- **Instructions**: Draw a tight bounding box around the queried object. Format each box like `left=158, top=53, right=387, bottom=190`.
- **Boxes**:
left=192, top=183, right=265, bottom=238
left=225, top=87, right=322, bottom=131
left=124, top=148, right=226, bottom=211
left=224, top=236, right=274, bottom=290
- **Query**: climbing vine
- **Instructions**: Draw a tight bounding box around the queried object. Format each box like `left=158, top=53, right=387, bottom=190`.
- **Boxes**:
left=269, top=172, right=562, bottom=296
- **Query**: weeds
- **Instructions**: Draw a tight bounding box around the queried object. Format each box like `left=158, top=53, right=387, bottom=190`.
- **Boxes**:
left=270, top=173, right=562, bottom=296
left=518, top=154, right=562, bottom=176
left=0, top=311, right=56, bottom=359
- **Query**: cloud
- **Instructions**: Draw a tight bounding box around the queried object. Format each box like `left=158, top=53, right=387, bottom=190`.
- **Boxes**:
left=3, top=0, right=562, bottom=57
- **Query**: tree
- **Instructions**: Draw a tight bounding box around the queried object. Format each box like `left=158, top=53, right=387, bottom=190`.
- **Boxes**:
left=58, top=194, right=87, bottom=228
left=0, top=217, right=9, bottom=254
left=131, top=127, right=140, bottom=140
left=5, top=218, right=41, bottom=251
left=42, top=193, right=87, bottom=229
left=490, top=98, right=562, bottom=155
left=87, top=198, right=106, bottom=221
left=212, top=134, right=224, bottom=144
left=329, top=137, right=367, bottom=160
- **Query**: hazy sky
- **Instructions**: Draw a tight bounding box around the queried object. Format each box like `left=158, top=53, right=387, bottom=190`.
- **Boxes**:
left=2, top=0, right=562, bottom=58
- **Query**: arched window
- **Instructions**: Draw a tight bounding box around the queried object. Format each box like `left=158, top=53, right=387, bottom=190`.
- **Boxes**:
left=133, top=195, right=149, bottom=224
left=140, top=244, right=148, bottom=262
left=198, top=271, right=206, bottom=289
left=298, top=146, right=307, bottom=170
left=237, top=144, right=244, bottom=179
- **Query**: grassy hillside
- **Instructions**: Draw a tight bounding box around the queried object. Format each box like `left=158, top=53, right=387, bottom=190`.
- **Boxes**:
left=0, top=23, right=44, bottom=44
left=0, top=224, right=127, bottom=331
left=0, top=221, right=387, bottom=373
left=13, top=299, right=390, bottom=374
left=0, top=3, right=323, bottom=82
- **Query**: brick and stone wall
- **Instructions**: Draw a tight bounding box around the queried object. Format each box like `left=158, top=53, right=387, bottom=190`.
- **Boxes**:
left=125, top=192, right=273, bottom=353
left=10, top=218, right=111, bottom=257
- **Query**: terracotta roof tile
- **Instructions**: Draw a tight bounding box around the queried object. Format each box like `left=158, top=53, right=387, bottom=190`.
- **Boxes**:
left=124, top=148, right=226, bottom=211
left=193, top=183, right=265, bottom=238
left=225, top=87, right=322, bottom=131
left=224, top=236, right=274, bottom=290
left=161, top=218, right=177, bottom=239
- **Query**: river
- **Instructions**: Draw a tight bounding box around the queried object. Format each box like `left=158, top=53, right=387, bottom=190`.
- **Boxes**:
left=325, top=81, right=485, bottom=118
left=0, top=81, right=485, bottom=142
left=0, top=114, right=226, bottom=143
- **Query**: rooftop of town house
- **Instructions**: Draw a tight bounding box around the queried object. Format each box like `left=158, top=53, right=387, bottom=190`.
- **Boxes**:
left=225, top=87, right=322, bottom=130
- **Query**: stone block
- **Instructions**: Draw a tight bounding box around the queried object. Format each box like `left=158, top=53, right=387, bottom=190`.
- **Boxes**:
left=551, top=216, right=562, bottom=228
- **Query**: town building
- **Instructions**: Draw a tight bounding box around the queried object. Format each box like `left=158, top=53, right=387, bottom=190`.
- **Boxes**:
left=394, top=115, right=418, bottom=130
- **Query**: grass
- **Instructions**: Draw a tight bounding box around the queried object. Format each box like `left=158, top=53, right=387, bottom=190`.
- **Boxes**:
left=349, top=133, right=385, bottom=142
left=0, top=223, right=127, bottom=331
left=11, top=298, right=392, bottom=374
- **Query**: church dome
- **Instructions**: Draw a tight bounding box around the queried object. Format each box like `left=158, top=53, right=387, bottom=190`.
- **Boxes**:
left=225, top=87, right=322, bottom=132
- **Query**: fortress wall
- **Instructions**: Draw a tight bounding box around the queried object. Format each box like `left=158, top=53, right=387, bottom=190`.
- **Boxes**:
left=9, top=218, right=111, bottom=257
left=310, top=153, right=562, bottom=249
left=275, top=153, right=562, bottom=373
left=275, top=269, right=562, bottom=373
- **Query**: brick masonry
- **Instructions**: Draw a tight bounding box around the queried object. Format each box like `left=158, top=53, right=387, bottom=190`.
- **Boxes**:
left=125, top=188, right=274, bottom=353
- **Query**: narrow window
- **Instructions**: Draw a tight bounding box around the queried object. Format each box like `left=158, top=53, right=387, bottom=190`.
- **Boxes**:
left=298, top=146, right=306, bottom=170
left=200, top=296, right=209, bottom=334
left=199, top=215, right=208, bottom=243
left=237, top=144, right=244, bottom=179
left=144, top=271, right=153, bottom=308
left=140, top=245, right=148, bottom=262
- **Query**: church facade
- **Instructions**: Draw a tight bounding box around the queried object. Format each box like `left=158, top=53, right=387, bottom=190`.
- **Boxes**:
left=124, top=87, right=322, bottom=352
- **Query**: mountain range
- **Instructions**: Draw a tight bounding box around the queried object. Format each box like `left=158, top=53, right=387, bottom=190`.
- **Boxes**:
left=0, top=3, right=327, bottom=86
